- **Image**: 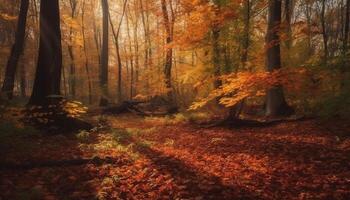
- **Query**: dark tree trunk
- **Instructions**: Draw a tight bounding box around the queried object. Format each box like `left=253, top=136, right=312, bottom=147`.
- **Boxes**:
left=100, top=0, right=109, bottom=106
left=344, top=0, right=350, bottom=53
left=320, top=0, right=328, bottom=64
left=1, top=0, right=29, bottom=100
left=81, top=0, right=93, bottom=104
left=265, top=0, right=293, bottom=117
left=241, top=0, right=250, bottom=69
left=28, top=0, right=62, bottom=105
left=68, top=45, right=76, bottom=97
left=19, top=58, right=26, bottom=98
left=161, top=0, right=174, bottom=102
left=284, top=0, right=292, bottom=50
left=212, top=27, right=221, bottom=89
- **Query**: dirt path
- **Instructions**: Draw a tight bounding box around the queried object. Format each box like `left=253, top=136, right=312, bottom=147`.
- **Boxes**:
left=1, top=114, right=350, bottom=199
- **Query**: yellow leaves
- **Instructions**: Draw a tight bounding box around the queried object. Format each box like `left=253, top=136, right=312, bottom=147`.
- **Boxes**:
left=0, top=13, right=17, bottom=21
left=190, top=68, right=310, bottom=110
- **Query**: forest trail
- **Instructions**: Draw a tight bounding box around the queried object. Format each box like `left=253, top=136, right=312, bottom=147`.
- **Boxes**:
left=1, top=114, right=350, bottom=200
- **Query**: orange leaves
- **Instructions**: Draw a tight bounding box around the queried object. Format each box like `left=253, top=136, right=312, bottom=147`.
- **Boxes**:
left=190, top=68, right=310, bottom=110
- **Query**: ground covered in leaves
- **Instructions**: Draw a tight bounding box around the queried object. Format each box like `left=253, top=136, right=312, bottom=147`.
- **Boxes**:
left=1, top=114, right=350, bottom=200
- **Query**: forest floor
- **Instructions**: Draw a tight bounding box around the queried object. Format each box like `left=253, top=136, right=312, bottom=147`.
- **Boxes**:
left=0, top=113, right=350, bottom=200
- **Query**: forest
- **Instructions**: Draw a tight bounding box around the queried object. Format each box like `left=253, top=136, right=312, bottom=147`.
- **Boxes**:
left=0, top=0, right=349, bottom=199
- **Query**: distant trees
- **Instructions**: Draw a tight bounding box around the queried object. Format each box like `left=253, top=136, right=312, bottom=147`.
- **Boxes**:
left=28, top=0, right=63, bottom=105
left=0, top=0, right=349, bottom=120
left=1, top=0, right=29, bottom=100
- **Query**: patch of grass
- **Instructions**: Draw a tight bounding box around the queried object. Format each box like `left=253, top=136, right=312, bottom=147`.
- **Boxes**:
left=186, top=112, right=211, bottom=123
left=144, top=112, right=211, bottom=125
left=76, top=130, right=91, bottom=142
left=112, top=128, right=133, bottom=143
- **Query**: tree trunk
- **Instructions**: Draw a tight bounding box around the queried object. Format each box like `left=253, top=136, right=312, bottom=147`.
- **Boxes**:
left=241, top=0, right=250, bottom=69
left=161, top=0, right=174, bottom=102
left=126, top=8, right=135, bottom=99
left=109, top=0, right=128, bottom=103
left=100, top=0, right=109, bottom=106
left=344, top=0, right=350, bottom=53
left=81, top=0, right=93, bottom=104
left=212, top=27, right=221, bottom=89
left=265, top=0, right=293, bottom=117
left=1, top=0, right=29, bottom=100
left=28, top=0, right=62, bottom=105
left=320, top=0, right=328, bottom=64
left=284, top=0, right=292, bottom=50
left=68, top=0, right=77, bottom=98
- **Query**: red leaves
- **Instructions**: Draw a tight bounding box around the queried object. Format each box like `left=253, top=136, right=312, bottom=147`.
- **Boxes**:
left=1, top=115, right=350, bottom=199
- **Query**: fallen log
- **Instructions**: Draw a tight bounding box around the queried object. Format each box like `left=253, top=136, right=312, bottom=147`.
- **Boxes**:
left=198, top=115, right=310, bottom=128
left=102, top=101, right=146, bottom=114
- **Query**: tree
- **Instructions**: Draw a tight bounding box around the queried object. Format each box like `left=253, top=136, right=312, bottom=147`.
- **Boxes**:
left=28, top=0, right=63, bottom=105
left=265, top=0, right=293, bottom=117
left=67, top=0, right=78, bottom=98
left=241, top=0, right=251, bottom=69
left=160, top=0, right=175, bottom=103
left=320, top=0, right=328, bottom=64
left=344, top=0, right=350, bottom=53
left=100, top=0, right=109, bottom=106
left=1, top=0, right=29, bottom=100
left=81, top=0, right=93, bottom=103
left=109, top=0, right=128, bottom=102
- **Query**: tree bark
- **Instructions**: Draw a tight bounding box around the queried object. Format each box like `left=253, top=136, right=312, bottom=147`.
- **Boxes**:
left=1, top=0, right=29, bottom=100
left=344, top=0, right=350, bottom=53
left=241, top=0, right=250, bottom=69
left=160, top=0, right=175, bottom=102
left=28, top=0, right=63, bottom=106
left=100, top=0, right=109, bottom=106
left=67, top=0, right=78, bottom=98
left=109, top=0, right=128, bottom=103
left=265, top=0, right=293, bottom=117
left=81, top=0, right=93, bottom=104
left=320, top=0, right=328, bottom=64
left=212, top=27, right=221, bottom=89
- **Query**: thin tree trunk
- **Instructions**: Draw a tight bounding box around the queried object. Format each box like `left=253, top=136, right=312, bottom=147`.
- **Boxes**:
left=68, top=0, right=77, bottom=98
left=241, top=0, right=250, bottom=69
left=109, top=0, right=128, bottom=102
left=19, top=57, right=26, bottom=98
left=81, top=0, right=93, bottom=104
left=305, top=1, right=313, bottom=57
left=212, top=27, right=221, bottom=89
left=344, top=0, right=350, bottom=53
left=100, top=0, right=109, bottom=106
left=320, top=0, right=328, bottom=64
left=1, top=0, right=29, bottom=100
left=126, top=7, right=135, bottom=99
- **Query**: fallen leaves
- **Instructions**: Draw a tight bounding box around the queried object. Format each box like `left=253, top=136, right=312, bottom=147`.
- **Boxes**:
left=1, top=115, right=350, bottom=199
